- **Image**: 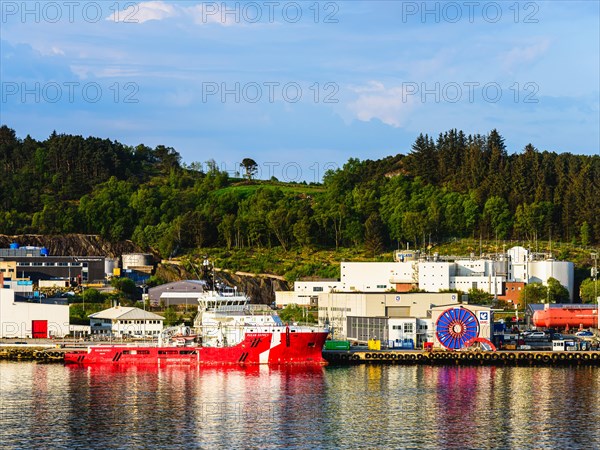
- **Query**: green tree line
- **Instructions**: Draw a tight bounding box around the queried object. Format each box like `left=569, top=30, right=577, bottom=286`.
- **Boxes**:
left=1, top=125, right=598, bottom=258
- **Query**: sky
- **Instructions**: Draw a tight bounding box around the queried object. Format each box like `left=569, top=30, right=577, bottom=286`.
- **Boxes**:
left=1, top=1, right=599, bottom=182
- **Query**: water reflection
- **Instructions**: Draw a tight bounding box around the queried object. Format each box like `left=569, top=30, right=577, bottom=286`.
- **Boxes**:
left=1, top=362, right=598, bottom=449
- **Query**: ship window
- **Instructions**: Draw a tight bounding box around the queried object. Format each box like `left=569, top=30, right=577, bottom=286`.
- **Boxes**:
left=307, top=343, right=315, bottom=347
left=137, top=350, right=150, bottom=355
left=122, top=350, right=130, bottom=354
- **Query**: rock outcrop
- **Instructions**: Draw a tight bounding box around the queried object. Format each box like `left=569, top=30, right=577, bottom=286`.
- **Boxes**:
left=156, top=263, right=290, bottom=305
left=1, top=234, right=288, bottom=305
left=0, top=234, right=146, bottom=258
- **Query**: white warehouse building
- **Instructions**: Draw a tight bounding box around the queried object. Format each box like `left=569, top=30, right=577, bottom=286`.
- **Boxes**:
left=341, top=261, right=416, bottom=292
left=275, top=280, right=342, bottom=308
left=318, top=292, right=461, bottom=347
left=275, top=246, right=575, bottom=309
left=418, top=260, right=504, bottom=296
left=89, top=306, right=164, bottom=337
left=0, top=288, right=69, bottom=338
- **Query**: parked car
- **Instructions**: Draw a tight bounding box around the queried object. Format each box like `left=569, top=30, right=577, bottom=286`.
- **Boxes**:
left=526, top=331, right=547, bottom=339
left=575, top=330, right=594, bottom=337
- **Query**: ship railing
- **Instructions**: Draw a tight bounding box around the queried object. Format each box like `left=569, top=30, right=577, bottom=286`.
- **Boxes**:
left=195, top=323, right=326, bottom=333
left=211, top=304, right=275, bottom=315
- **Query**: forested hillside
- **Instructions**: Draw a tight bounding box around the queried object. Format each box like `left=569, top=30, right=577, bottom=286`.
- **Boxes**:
left=1, top=125, right=598, bottom=259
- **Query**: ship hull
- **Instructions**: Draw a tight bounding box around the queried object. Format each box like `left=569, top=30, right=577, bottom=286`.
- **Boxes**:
left=64, top=331, right=328, bottom=365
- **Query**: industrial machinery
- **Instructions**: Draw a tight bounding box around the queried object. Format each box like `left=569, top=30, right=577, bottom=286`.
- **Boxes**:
left=532, top=305, right=598, bottom=329
left=436, top=307, right=479, bottom=350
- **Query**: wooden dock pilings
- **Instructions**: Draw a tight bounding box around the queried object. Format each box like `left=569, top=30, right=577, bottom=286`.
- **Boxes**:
left=323, top=350, right=600, bottom=366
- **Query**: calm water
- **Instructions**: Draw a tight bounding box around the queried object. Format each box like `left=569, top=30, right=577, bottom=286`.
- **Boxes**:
left=1, top=362, right=598, bottom=449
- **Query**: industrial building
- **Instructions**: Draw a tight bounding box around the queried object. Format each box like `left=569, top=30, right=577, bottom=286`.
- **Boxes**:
left=0, top=288, right=69, bottom=338
left=318, top=292, right=462, bottom=347
left=121, top=253, right=154, bottom=273
left=1, top=261, right=34, bottom=293
left=147, top=280, right=207, bottom=307
left=0, top=245, right=106, bottom=285
left=277, top=246, right=575, bottom=307
left=0, top=245, right=159, bottom=290
left=430, top=304, right=493, bottom=349
left=317, top=290, right=493, bottom=350
left=89, top=306, right=164, bottom=337
left=507, top=246, right=574, bottom=301
left=275, top=279, right=342, bottom=308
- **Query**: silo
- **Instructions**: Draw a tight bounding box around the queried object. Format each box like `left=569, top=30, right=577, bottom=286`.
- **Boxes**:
left=122, top=253, right=154, bottom=270
left=105, top=257, right=119, bottom=277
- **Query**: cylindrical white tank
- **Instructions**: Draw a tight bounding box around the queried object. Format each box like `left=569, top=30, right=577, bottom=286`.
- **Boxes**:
left=528, top=260, right=574, bottom=301
left=122, top=253, right=153, bottom=269
left=493, top=260, right=508, bottom=276
left=105, top=257, right=119, bottom=276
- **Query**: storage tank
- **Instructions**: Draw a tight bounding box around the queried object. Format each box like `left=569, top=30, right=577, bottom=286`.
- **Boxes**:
left=104, top=257, right=119, bottom=277
left=532, top=306, right=598, bottom=328
left=493, top=259, right=508, bottom=276
left=122, top=253, right=153, bottom=269
left=528, top=260, right=575, bottom=301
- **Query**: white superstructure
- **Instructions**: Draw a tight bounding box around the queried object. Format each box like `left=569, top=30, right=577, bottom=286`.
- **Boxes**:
left=191, top=287, right=325, bottom=348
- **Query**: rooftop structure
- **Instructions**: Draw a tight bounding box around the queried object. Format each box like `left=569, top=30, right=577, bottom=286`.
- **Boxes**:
left=89, top=306, right=164, bottom=337
left=148, top=280, right=207, bottom=307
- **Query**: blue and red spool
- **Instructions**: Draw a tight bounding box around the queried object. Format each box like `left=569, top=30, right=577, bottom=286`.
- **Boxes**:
left=436, top=307, right=479, bottom=350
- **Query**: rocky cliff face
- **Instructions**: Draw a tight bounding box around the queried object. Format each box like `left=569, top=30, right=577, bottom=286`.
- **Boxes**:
left=1, top=234, right=288, bottom=304
left=156, top=263, right=290, bottom=305
left=0, top=234, right=146, bottom=258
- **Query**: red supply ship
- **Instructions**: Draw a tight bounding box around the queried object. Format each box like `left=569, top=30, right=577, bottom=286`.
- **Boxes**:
left=65, top=284, right=329, bottom=366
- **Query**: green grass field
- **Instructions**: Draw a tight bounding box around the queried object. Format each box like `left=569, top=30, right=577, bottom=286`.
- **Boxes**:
left=212, top=181, right=325, bottom=198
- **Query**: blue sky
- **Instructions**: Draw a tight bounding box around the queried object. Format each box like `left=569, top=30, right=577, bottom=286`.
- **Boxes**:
left=1, top=1, right=598, bottom=182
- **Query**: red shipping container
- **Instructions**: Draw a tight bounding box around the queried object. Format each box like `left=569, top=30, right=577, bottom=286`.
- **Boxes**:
left=32, top=320, right=48, bottom=339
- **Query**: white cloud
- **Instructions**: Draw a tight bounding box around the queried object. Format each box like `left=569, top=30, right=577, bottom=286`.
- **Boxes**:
left=107, top=1, right=241, bottom=26
left=347, top=82, right=418, bottom=128
left=50, top=47, right=65, bottom=56
left=502, top=39, right=551, bottom=71
left=107, top=1, right=179, bottom=23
